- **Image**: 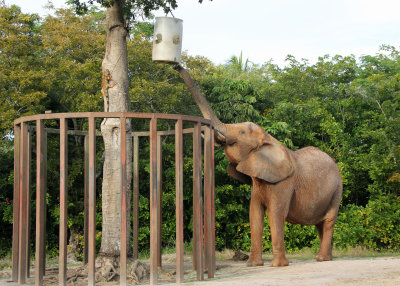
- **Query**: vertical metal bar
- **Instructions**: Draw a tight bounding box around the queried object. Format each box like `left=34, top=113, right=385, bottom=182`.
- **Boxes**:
left=12, top=124, right=21, bottom=282
left=132, top=135, right=139, bottom=260
left=211, top=128, right=216, bottom=274
left=175, top=120, right=184, bottom=284
left=204, top=126, right=215, bottom=278
left=35, top=120, right=46, bottom=286
left=193, top=122, right=204, bottom=281
left=27, top=130, right=32, bottom=278
left=149, top=117, right=159, bottom=285
left=84, top=135, right=89, bottom=265
left=59, top=118, right=68, bottom=286
left=42, top=130, right=47, bottom=277
left=120, top=118, right=127, bottom=286
left=192, top=131, right=196, bottom=271
left=157, top=134, right=162, bottom=268
left=203, top=127, right=209, bottom=275
left=88, top=117, right=96, bottom=286
left=18, top=122, right=29, bottom=284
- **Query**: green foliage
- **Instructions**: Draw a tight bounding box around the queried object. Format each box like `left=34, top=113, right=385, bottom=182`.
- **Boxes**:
left=0, top=138, right=14, bottom=256
left=210, top=78, right=260, bottom=123
left=127, top=36, right=199, bottom=115
left=0, top=5, right=47, bottom=135
left=131, top=21, right=154, bottom=39
left=334, top=195, right=400, bottom=251
left=214, top=183, right=251, bottom=250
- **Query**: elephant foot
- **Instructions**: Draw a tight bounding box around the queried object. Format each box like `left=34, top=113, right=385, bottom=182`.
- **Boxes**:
left=246, top=258, right=264, bottom=267
left=316, top=253, right=332, bottom=262
left=270, top=256, right=289, bottom=267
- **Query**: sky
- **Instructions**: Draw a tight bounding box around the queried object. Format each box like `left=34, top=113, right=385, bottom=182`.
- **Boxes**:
left=5, top=0, right=400, bottom=67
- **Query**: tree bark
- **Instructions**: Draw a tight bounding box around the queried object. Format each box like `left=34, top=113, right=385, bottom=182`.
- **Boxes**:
left=99, top=0, right=132, bottom=256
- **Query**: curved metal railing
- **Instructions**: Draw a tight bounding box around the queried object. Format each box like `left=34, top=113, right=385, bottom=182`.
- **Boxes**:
left=12, top=112, right=215, bottom=285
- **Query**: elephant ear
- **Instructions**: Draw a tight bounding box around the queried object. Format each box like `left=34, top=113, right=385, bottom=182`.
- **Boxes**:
left=236, top=136, right=294, bottom=183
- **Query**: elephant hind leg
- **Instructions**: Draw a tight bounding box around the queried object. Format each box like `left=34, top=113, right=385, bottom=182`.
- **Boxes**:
left=315, top=218, right=335, bottom=262
left=316, top=184, right=341, bottom=262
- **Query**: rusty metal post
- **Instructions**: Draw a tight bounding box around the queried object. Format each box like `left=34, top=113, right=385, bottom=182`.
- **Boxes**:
left=43, top=130, right=48, bottom=277
left=210, top=128, right=216, bottom=274
left=59, top=118, right=68, bottom=286
left=157, top=134, right=162, bottom=268
left=35, top=120, right=46, bottom=286
left=27, top=129, right=32, bottom=278
left=88, top=117, right=96, bottom=286
left=193, top=122, right=204, bottom=281
left=132, top=135, right=139, bottom=260
left=12, top=124, right=21, bottom=282
left=203, top=128, right=209, bottom=275
left=84, top=135, right=89, bottom=265
left=18, top=122, right=29, bottom=284
left=204, top=126, right=215, bottom=278
left=18, top=123, right=29, bottom=284
left=149, top=118, right=159, bottom=285
left=120, top=118, right=128, bottom=286
left=175, top=120, right=184, bottom=283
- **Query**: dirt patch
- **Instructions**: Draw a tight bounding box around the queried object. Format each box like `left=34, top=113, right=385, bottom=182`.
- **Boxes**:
left=1, top=256, right=399, bottom=285
left=182, top=257, right=400, bottom=286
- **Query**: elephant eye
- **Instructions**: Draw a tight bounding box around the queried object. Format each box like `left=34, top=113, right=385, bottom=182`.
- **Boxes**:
left=239, top=130, right=245, bottom=135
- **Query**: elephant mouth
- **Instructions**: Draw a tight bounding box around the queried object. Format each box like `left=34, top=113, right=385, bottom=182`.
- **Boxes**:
left=215, top=130, right=226, bottom=145
left=215, top=130, right=237, bottom=146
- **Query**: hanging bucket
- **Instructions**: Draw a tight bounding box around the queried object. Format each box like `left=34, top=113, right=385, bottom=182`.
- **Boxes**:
left=152, top=17, right=183, bottom=64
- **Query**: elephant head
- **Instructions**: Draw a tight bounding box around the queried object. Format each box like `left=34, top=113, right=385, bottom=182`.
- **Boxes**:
left=175, top=65, right=294, bottom=184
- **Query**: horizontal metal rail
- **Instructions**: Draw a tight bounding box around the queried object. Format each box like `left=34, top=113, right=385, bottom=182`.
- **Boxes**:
left=28, top=126, right=206, bottom=137
left=14, top=112, right=212, bottom=125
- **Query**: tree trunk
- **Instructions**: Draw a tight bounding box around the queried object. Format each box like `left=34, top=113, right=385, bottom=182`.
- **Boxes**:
left=99, top=0, right=132, bottom=256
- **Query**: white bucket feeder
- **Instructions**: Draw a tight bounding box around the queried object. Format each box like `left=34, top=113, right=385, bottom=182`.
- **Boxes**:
left=152, top=17, right=183, bottom=64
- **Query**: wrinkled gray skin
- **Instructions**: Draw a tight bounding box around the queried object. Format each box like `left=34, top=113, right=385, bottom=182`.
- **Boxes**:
left=174, top=65, right=342, bottom=267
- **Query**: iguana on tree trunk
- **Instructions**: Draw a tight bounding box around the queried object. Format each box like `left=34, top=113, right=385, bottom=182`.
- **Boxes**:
left=101, top=69, right=116, bottom=112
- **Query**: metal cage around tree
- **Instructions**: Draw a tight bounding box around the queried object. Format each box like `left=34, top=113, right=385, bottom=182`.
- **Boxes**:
left=12, top=112, right=216, bottom=286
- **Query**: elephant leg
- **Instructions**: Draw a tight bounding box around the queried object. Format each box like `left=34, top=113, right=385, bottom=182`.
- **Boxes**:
left=268, top=209, right=289, bottom=267
left=246, top=195, right=265, bottom=267
left=315, top=219, right=335, bottom=262
left=316, top=189, right=341, bottom=262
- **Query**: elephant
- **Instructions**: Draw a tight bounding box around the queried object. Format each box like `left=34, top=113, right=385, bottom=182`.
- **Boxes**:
left=173, top=64, right=343, bottom=267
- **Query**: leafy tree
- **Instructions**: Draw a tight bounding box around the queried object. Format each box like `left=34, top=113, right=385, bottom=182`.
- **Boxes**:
left=0, top=5, right=47, bottom=136
left=41, top=7, right=105, bottom=114
left=225, top=52, right=252, bottom=75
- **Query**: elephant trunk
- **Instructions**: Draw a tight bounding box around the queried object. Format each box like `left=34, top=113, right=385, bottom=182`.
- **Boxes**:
left=174, top=65, right=227, bottom=142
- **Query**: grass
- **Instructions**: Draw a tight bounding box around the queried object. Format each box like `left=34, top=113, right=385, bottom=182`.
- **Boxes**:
left=215, top=246, right=400, bottom=262
left=0, top=258, right=11, bottom=270
left=141, top=245, right=400, bottom=262
left=332, top=246, right=400, bottom=258
left=261, top=246, right=400, bottom=261
left=1, top=246, right=398, bottom=270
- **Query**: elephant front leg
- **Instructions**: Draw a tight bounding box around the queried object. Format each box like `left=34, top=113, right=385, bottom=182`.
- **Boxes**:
left=268, top=209, right=289, bottom=267
left=246, top=196, right=265, bottom=267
